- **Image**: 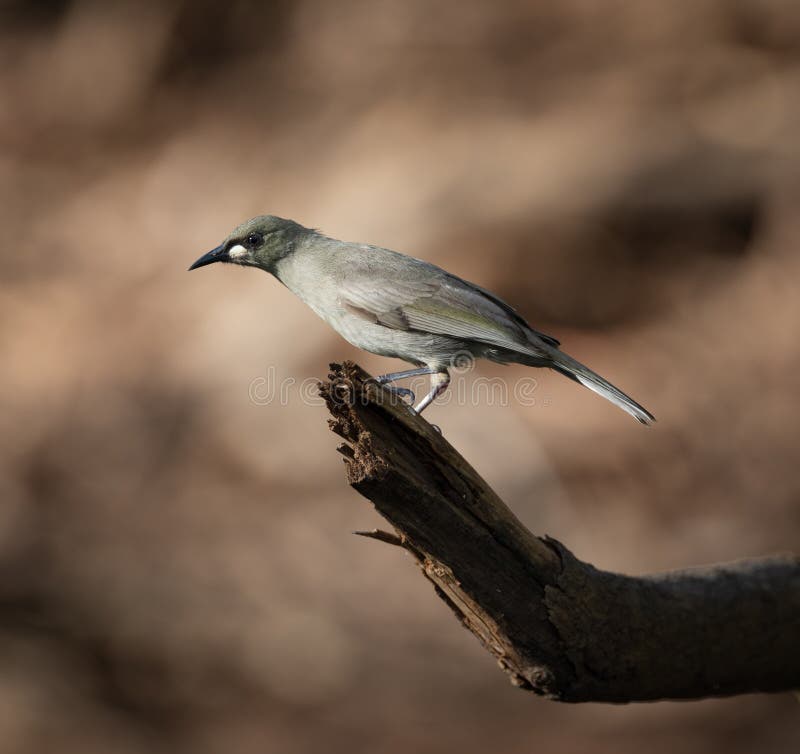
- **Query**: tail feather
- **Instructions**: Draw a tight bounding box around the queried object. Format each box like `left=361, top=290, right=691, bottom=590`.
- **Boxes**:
left=545, top=349, right=655, bottom=425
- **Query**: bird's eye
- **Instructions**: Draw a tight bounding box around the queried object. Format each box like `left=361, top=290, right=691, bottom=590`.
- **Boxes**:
left=245, top=232, right=263, bottom=248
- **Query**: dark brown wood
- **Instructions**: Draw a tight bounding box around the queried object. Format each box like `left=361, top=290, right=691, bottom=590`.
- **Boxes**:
left=319, top=361, right=800, bottom=702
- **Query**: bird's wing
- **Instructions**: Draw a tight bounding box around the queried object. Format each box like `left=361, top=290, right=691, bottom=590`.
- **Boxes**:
left=450, top=277, right=560, bottom=348
left=339, top=258, right=559, bottom=353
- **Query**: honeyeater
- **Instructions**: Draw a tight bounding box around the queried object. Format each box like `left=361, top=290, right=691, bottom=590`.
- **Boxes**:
left=190, top=215, right=654, bottom=424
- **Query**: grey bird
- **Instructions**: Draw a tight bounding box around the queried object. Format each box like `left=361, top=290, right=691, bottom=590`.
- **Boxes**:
left=189, top=215, right=654, bottom=424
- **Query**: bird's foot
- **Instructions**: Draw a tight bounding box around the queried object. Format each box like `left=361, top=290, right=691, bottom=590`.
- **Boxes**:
left=405, top=405, right=443, bottom=434
left=381, top=385, right=416, bottom=404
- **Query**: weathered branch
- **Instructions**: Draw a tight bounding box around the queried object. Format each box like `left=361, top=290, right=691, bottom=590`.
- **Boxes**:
left=320, top=362, right=800, bottom=703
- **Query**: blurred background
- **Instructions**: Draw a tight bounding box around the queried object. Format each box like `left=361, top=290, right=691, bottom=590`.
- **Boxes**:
left=1, top=0, right=798, bottom=752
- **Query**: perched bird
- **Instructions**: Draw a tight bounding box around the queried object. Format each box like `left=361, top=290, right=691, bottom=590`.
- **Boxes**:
left=190, top=216, right=654, bottom=424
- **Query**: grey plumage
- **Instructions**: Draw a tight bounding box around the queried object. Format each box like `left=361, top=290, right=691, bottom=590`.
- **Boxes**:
left=189, top=215, right=654, bottom=424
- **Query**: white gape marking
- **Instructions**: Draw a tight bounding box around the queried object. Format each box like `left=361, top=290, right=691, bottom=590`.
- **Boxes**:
left=228, top=244, right=247, bottom=260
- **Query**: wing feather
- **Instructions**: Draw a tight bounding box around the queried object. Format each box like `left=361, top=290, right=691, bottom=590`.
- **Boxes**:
left=339, top=265, right=557, bottom=355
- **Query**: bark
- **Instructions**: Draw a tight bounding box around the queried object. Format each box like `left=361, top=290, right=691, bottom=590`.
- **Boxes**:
left=319, top=362, right=800, bottom=703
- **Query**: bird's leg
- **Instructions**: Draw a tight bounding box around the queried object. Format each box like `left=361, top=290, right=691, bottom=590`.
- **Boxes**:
left=413, top=370, right=451, bottom=415
left=374, top=366, right=436, bottom=404
left=375, top=367, right=436, bottom=384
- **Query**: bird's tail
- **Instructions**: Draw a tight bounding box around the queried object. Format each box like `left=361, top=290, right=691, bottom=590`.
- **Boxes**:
left=541, top=348, right=655, bottom=425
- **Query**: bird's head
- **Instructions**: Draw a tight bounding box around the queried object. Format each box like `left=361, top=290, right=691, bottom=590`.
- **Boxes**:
left=189, top=215, right=306, bottom=273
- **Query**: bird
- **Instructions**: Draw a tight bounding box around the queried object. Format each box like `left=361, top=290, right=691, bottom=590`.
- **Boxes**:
left=189, top=215, right=654, bottom=424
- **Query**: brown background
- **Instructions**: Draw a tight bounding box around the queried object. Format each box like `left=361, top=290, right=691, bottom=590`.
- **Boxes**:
left=1, top=1, right=798, bottom=752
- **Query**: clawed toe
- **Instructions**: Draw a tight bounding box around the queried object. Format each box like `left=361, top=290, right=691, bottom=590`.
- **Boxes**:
left=384, top=385, right=416, bottom=403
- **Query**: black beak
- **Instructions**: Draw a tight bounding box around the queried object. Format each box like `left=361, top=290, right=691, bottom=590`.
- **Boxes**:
left=188, top=244, right=227, bottom=271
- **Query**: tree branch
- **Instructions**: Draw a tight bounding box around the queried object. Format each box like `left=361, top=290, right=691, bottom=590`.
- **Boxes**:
left=319, top=361, right=800, bottom=702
